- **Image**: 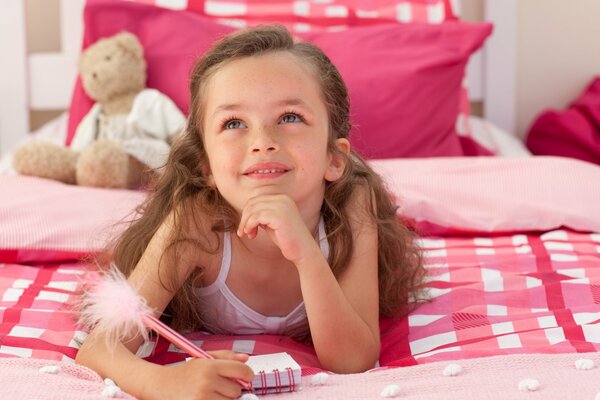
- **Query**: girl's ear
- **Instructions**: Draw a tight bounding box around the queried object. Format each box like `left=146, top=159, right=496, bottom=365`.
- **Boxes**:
left=325, top=138, right=350, bottom=182
left=207, top=174, right=215, bottom=187
left=201, top=163, right=216, bottom=187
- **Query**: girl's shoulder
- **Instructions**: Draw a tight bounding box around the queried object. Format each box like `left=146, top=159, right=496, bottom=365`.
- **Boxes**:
left=163, top=203, right=225, bottom=274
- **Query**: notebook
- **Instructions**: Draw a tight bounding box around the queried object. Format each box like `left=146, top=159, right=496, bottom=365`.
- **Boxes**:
left=245, top=352, right=302, bottom=394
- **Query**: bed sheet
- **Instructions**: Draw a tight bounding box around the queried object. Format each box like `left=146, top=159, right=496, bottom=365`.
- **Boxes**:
left=2, top=229, right=599, bottom=367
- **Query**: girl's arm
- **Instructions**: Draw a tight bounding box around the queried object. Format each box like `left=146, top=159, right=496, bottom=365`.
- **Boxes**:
left=238, top=186, right=380, bottom=373
left=297, top=184, right=380, bottom=373
left=76, top=214, right=253, bottom=399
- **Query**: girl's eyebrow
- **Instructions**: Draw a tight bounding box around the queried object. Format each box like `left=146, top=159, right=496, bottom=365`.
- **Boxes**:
left=210, top=103, right=242, bottom=119
left=274, top=98, right=312, bottom=110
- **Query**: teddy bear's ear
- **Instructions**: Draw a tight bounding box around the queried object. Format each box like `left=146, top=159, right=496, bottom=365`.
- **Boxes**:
left=114, top=31, right=144, bottom=59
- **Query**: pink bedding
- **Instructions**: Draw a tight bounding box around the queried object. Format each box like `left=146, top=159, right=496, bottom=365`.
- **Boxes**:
left=1, top=156, right=599, bottom=398
left=3, top=353, right=600, bottom=399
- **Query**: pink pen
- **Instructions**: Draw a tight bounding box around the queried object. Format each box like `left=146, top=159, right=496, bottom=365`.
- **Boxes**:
left=77, top=267, right=253, bottom=392
left=142, top=314, right=253, bottom=391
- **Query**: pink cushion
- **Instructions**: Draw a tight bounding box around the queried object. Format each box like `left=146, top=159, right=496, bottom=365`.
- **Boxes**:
left=526, top=77, right=600, bottom=166
left=66, top=0, right=491, bottom=158
left=133, top=0, right=493, bottom=156
left=300, top=22, right=492, bottom=158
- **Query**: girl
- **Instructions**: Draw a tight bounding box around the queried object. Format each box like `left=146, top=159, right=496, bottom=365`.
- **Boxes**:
left=76, top=25, right=424, bottom=400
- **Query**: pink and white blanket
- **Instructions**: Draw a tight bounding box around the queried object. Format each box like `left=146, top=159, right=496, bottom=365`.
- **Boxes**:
left=3, top=353, right=600, bottom=399
left=1, top=156, right=599, bottom=398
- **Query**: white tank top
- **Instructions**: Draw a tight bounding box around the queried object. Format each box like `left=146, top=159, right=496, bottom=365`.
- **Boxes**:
left=194, top=218, right=329, bottom=337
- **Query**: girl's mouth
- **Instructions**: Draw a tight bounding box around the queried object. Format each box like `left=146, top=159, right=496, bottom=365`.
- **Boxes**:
left=243, top=162, right=290, bottom=178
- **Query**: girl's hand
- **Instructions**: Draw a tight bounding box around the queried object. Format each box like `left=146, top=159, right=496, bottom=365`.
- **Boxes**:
left=237, top=194, right=320, bottom=264
left=148, top=350, right=254, bottom=400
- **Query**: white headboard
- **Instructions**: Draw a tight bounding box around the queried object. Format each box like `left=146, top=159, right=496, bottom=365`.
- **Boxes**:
left=0, top=0, right=517, bottom=155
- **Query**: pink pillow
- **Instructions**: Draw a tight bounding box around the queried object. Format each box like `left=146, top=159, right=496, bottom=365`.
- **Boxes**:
left=0, top=176, right=145, bottom=263
left=300, top=22, right=492, bottom=158
left=176, top=0, right=487, bottom=157
left=66, top=0, right=491, bottom=158
left=131, top=0, right=493, bottom=156
left=182, top=0, right=457, bottom=27
left=526, top=77, right=600, bottom=166
left=369, top=156, right=600, bottom=234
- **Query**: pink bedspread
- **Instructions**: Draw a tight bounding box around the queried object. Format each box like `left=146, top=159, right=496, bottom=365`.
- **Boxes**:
left=1, top=229, right=599, bottom=369
left=2, top=353, right=600, bottom=399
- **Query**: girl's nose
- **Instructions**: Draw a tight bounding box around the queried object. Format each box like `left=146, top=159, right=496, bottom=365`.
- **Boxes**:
left=250, top=127, right=279, bottom=153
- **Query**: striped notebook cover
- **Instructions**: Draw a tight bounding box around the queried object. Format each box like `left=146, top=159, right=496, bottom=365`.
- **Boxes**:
left=245, top=352, right=301, bottom=394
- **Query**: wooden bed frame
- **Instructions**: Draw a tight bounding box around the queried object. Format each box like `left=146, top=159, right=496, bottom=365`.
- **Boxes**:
left=0, top=0, right=517, bottom=155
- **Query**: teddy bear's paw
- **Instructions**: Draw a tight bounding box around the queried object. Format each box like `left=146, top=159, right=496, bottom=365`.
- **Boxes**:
left=76, top=140, right=130, bottom=188
left=12, top=142, right=78, bottom=184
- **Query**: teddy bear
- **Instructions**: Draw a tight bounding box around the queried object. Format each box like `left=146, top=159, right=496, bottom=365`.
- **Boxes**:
left=12, top=31, right=185, bottom=189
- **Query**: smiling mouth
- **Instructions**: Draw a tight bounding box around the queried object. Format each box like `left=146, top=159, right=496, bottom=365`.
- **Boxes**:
left=243, top=168, right=289, bottom=179
left=248, top=169, right=287, bottom=174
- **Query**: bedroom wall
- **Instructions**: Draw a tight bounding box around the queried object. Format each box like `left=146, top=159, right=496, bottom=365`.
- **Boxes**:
left=516, top=0, right=600, bottom=138
left=26, top=0, right=63, bottom=131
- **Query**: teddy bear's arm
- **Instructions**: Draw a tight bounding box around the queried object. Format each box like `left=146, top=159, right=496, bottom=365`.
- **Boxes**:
left=127, top=89, right=186, bottom=141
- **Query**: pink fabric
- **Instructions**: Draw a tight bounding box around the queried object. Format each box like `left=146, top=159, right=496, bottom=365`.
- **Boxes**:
left=194, top=0, right=456, bottom=25
left=4, top=354, right=600, bottom=399
left=263, top=353, right=600, bottom=399
left=130, top=0, right=489, bottom=155
left=66, top=0, right=491, bottom=159
left=369, top=156, right=600, bottom=234
left=184, top=0, right=456, bottom=27
left=526, top=77, right=600, bottom=166
left=3, top=354, right=600, bottom=399
left=2, top=156, right=599, bottom=264
left=3, top=230, right=600, bottom=366
left=299, top=22, right=492, bottom=158
left=0, top=176, right=146, bottom=262
left=128, top=0, right=490, bottom=156
left=0, top=358, right=135, bottom=399
left=3, top=229, right=600, bottom=393
left=126, top=0, right=456, bottom=31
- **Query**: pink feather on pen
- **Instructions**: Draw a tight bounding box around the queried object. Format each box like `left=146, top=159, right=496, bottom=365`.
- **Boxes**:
left=77, top=265, right=252, bottom=391
left=78, top=266, right=153, bottom=348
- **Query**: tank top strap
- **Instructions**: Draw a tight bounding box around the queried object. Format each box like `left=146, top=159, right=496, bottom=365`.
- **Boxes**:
left=215, top=231, right=232, bottom=284
left=317, top=215, right=330, bottom=260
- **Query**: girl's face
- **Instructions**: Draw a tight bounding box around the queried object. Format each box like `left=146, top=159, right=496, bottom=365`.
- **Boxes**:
left=201, top=51, right=349, bottom=216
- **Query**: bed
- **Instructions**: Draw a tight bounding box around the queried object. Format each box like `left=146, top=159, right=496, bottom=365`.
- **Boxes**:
left=1, top=1, right=600, bottom=399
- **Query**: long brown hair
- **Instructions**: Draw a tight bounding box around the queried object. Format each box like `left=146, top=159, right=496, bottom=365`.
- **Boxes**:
left=110, top=25, right=425, bottom=332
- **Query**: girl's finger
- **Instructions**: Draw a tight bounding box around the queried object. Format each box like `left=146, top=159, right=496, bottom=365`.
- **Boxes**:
left=214, top=359, right=255, bottom=384
left=238, top=202, right=265, bottom=237
left=243, top=214, right=262, bottom=239
left=207, top=350, right=249, bottom=362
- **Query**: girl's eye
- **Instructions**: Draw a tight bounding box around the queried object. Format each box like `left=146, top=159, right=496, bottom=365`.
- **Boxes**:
left=224, top=120, right=246, bottom=130
left=280, top=113, right=303, bottom=124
